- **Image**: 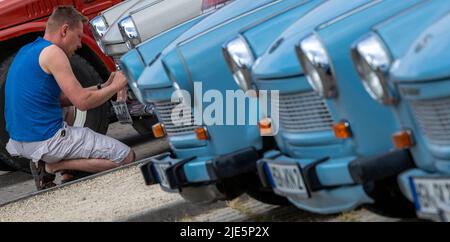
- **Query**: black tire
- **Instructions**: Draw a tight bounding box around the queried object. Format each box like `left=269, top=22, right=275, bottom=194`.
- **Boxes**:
left=242, top=172, right=291, bottom=206
left=0, top=156, right=15, bottom=171
left=215, top=176, right=246, bottom=201
left=0, top=53, right=30, bottom=172
left=363, top=177, right=416, bottom=218
left=0, top=53, right=109, bottom=173
left=245, top=189, right=291, bottom=206
left=69, top=55, right=110, bottom=135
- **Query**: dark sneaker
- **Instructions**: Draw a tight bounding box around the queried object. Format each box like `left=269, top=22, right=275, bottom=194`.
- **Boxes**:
left=29, top=160, right=56, bottom=191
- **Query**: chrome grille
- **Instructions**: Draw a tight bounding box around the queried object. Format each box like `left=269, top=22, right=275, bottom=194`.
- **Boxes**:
left=154, top=100, right=198, bottom=136
left=274, top=92, right=333, bottom=133
left=410, top=97, right=450, bottom=145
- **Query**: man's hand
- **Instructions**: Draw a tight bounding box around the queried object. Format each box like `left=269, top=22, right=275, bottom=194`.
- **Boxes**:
left=111, top=71, right=128, bottom=91
left=102, top=71, right=116, bottom=88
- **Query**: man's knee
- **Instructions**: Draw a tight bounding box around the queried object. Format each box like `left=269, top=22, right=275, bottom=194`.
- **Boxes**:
left=119, top=149, right=135, bottom=165
left=129, top=149, right=136, bottom=163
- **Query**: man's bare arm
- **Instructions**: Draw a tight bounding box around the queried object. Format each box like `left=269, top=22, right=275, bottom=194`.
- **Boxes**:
left=60, top=72, right=122, bottom=107
left=85, top=72, right=116, bottom=91
left=40, top=45, right=127, bottom=111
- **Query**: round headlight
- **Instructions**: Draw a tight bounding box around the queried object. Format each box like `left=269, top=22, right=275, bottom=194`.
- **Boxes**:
left=297, top=34, right=336, bottom=98
left=351, top=34, right=396, bottom=105
left=223, top=36, right=255, bottom=92
left=301, top=52, right=323, bottom=95
left=90, top=16, right=109, bottom=53
left=118, top=16, right=141, bottom=49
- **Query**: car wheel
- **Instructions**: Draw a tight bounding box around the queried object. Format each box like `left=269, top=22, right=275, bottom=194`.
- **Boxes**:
left=363, top=177, right=417, bottom=218
left=69, top=55, right=110, bottom=135
left=245, top=189, right=291, bottom=206
left=241, top=172, right=290, bottom=206
left=0, top=53, right=31, bottom=172
left=0, top=155, right=16, bottom=171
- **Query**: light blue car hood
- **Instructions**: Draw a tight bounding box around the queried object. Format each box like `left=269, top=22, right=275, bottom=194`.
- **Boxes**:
left=138, top=0, right=279, bottom=87
left=373, top=0, right=450, bottom=62
left=389, top=12, right=450, bottom=83
left=164, top=0, right=278, bottom=53
left=251, top=0, right=371, bottom=79
left=240, top=0, right=325, bottom=58
left=137, top=0, right=295, bottom=88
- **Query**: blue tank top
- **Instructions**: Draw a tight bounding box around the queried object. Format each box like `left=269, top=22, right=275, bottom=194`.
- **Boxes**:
left=5, top=37, right=63, bottom=142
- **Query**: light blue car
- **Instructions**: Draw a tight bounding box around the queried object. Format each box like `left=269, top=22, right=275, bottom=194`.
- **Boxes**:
left=352, top=1, right=450, bottom=221
left=127, top=0, right=328, bottom=204
left=250, top=0, right=428, bottom=216
left=120, top=11, right=215, bottom=104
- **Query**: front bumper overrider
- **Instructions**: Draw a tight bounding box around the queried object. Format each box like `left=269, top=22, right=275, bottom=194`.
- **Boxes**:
left=256, top=149, right=415, bottom=214
left=140, top=147, right=261, bottom=191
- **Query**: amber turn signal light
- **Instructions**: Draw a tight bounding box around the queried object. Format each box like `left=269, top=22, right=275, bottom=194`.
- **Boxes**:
left=333, top=121, right=352, bottom=139
left=258, top=118, right=273, bottom=136
left=392, top=130, right=414, bottom=149
left=195, top=127, right=209, bottom=140
left=152, top=123, right=166, bottom=138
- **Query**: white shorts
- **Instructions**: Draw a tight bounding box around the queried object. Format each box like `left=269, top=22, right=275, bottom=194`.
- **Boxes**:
left=6, top=122, right=131, bottom=164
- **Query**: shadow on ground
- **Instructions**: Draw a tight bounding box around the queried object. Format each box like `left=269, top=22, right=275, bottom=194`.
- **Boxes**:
left=0, top=172, right=32, bottom=187
left=125, top=200, right=228, bottom=222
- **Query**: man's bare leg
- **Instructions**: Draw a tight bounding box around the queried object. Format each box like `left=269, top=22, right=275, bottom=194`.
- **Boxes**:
left=45, top=149, right=136, bottom=174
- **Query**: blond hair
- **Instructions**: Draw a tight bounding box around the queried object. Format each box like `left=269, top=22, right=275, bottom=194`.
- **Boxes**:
left=46, top=6, right=88, bottom=32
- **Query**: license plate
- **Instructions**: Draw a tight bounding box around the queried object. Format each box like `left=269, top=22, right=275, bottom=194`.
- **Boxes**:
left=153, top=162, right=172, bottom=189
left=265, top=162, right=309, bottom=197
left=410, top=177, right=450, bottom=219
left=111, top=101, right=133, bottom=124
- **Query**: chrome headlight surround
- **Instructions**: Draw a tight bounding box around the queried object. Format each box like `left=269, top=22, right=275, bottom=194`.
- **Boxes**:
left=223, top=36, right=255, bottom=92
left=89, top=15, right=109, bottom=54
left=296, top=34, right=337, bottom=98
left=118, top=16, right=141, bottom=50
left=351, top=34, right=396, bottom=105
